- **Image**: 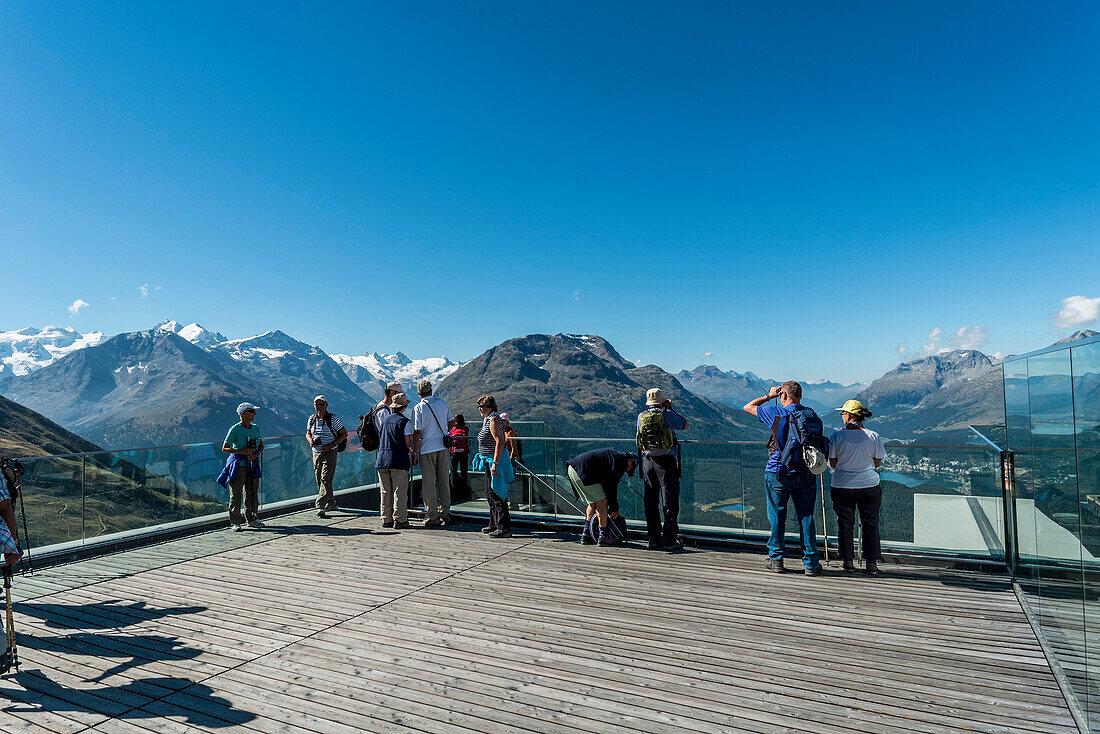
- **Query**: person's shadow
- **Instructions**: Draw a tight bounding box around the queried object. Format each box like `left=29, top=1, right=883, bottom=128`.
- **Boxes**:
left=4, top=671, right=256, bottom=727
left=2, top=599, right=256, bottom=727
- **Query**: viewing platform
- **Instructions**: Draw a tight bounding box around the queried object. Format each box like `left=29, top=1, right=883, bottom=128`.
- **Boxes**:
left=0, top=508, right=1079, bottom=734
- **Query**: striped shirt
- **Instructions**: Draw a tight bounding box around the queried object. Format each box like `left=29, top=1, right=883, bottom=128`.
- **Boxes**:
left=478, top=413, right=500, bottom=456
left=307, top=412, right=345, bottom=453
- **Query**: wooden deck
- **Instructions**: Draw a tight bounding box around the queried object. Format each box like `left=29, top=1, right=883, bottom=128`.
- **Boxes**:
left=0, top=509, right=1080, bottom=734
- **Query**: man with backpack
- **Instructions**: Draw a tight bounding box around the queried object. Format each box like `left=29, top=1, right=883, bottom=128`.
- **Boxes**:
left=307, top=395, right=347, bottom=518
left=357, top=380, right=403, bottom=454
left=744, top=381, right=827, bottom=576
left=636, top=387, right=689, bottom=550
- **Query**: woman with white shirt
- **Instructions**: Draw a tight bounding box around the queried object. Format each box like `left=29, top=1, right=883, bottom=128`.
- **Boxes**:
left=828, top=400, right=886, bottom=575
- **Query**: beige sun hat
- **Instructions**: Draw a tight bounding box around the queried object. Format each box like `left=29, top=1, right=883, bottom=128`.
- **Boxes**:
left=385, top=381, right=403, bottom=393
left=388, top=392, right=410, bottom=410
left=646, top=388, right=665, bottom=407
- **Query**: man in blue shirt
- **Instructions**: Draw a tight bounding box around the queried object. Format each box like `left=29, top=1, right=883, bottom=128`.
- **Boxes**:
left=744, top=381, right=822, bottom=575
left=636, top=388, right=689, bottom=550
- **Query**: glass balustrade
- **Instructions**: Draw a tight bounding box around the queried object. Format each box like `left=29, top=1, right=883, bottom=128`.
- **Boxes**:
left=451, top=433, right=1006, bottom=561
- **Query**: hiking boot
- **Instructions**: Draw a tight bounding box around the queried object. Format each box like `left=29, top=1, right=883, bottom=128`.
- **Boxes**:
left=664, top=538, right=686, bottom=551
left=246, top=519, right=265, bottom=529
left=324, top=502, right=339, bottom=511
left=424, top=518, right=444, bottom=527
left=843, top=560, right=855, bottom=572
left=488, top=529, right=512, bottom=538
left=647, top=541, right=663, bottom=550
left=764, top=557, right=785, bottom=573
left=230, top=524, right=243, bottom=533
left=317, top=510, right=327, bottom=518
left=804, top=565, right=823, bottom=577
left=394, top=520, right=411, bottom=529
left=382, top=520, right=395, bottom=528
left=866, top=561, right=880, bottom=576
left=0, top=650, right=10, bottom=675
left=481, top=525, right=494, bottom=534
left=597, top=534, right=621, bottom=547
left=581, top=532, right=597, bottom=545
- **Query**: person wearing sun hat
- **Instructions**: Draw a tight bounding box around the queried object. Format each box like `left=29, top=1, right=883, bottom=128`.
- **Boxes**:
left=375, top=391, right=416, bottom=529
left=219, top=402, right=264, bottom=532
left=828, top=399, right=887, bottom=574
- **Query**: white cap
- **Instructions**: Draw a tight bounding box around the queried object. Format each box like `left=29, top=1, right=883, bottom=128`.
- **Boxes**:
left=237, top=402, right=258, bottom=415
left=314, top=395, right=327, bottom=404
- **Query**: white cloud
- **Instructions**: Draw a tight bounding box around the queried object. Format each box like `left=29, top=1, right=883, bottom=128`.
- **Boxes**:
left=573, top=290, right=581, bottom=301
left=110, top=296, right=117, bottom=301
left=948, top=325, right=988, bottom=350
left=1053, top=295, right=1100, bottom=329
left=921, top=325, right=988, bottom=354
left=138, top=283, right=149, bottom=299
left=704, top=351, right=712, bottom=357
left=68, top=299, right=89, bottom=316
left=922, top=327, right=943, bottom=354
left=897, top=345, right=908, bottom=357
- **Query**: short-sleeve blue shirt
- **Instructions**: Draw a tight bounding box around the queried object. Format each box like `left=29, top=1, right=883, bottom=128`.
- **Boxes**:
left=757, top=403, right=804, bottom=474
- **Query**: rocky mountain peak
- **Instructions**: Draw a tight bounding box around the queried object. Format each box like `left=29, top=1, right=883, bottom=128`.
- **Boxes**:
left=1051, top=329, right=1100, bottom=347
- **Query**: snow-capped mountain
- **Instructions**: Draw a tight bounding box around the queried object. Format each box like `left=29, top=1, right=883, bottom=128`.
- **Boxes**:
left=155, top=320, right=228, bottom=349
left=331, top=352, right=463, bottom=399
left=0, top=326, right=107, bottom=380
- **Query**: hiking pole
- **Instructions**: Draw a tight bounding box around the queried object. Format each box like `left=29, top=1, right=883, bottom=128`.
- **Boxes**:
left=819, top=474, right=829, bottom=564
left=2, top=565, right=18, bottom=674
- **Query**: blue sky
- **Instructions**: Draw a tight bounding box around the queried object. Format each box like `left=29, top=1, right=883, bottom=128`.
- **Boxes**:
left=1, top=2, right=1098, bottom=383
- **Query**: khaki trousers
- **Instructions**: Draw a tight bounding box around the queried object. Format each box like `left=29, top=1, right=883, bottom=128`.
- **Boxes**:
left=228, top=465, right=258, bottom=525
left=313, top=449, right=338, bottom=509
left=377, top=468, right=409, bottom=523
left=419, top=449, right=451, bottom=521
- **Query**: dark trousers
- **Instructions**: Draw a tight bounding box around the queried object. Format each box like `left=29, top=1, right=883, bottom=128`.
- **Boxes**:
left=485, top=469, right=511, bottom=531
left=831, top=484, right=882, bottom=562
left=642, top=454, right=679, bottom=545
left=451, top=453, right=470, bottom=502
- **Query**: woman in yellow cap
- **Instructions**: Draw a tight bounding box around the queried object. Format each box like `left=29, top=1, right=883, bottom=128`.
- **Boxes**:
left=828, top=400, right=886, bottom=574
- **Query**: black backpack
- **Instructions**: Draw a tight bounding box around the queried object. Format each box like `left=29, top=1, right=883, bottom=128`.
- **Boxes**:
left=357, top=408, right=381, bottom=452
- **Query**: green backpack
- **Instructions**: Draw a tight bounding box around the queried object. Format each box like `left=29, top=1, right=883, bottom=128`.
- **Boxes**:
left=637, top=408, right=675, bottom=452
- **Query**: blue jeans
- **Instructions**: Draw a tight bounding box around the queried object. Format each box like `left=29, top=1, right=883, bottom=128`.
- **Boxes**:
left=764, top=471, right=819, bottom=568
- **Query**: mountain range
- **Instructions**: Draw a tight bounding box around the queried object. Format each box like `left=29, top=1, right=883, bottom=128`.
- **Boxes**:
left=436, top=333, right=766, bottom=440
left=675, top=366, right=864, bottom=421
left=330, top=352, right=462, bottom=400
left=1, top=321, right=1097, bottom=453
left=0, top=393, right=103, bottom=457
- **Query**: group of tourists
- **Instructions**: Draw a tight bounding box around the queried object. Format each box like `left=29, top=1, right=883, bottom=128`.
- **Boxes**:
left=567, top=382, right=886, bottom=576
left=218, top=378, right=886, bottom=575
left=217, top=379, right=509, bottom=534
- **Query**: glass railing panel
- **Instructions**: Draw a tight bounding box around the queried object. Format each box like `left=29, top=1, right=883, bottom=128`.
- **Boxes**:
left=81, top=446, right=226, bottom=540
left=871, top=444, right=1004, bottom=559
left=1026, top=350, right=1088, bottom=712
left=17, top=454, right=84, bottom=549
left=1071, top=340, right=1100, bottom=732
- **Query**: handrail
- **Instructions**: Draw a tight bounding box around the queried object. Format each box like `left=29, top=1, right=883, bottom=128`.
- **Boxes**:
left=968, top=425, right=1006, bottom=452
left=511, top=457, right=586, bottom=515
left=512, top=436, right=997, bottom=451
left=17, top=432, right=1003, bottom=463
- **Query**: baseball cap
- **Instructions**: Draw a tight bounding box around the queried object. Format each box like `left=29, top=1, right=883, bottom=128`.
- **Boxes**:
left=237, top=402, right=259, bottom=415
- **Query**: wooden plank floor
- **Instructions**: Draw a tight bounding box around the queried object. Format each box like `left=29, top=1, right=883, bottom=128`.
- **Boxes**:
left=0, top=510, right=1080, bottom=734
